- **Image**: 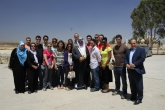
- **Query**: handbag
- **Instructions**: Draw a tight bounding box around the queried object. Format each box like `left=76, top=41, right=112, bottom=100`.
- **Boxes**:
left=41, top=64, right=45, bottom=70
left=67, top=71, right=76, bottom=80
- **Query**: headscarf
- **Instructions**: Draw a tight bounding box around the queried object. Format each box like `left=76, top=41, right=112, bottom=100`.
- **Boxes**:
left=77, top=37, right=86, bottom=57
left=17, top=41, right=27, bottom=66
left=30, top=50, right=38, bottom=63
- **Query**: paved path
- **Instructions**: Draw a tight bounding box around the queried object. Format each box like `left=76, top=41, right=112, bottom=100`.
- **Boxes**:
left=0, top=55, right=165, bottom=110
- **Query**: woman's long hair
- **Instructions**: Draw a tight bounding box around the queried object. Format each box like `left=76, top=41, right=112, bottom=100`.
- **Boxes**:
left=57, top=40, right=65, bottom=52
left=65, top=43, right=73, bottom=53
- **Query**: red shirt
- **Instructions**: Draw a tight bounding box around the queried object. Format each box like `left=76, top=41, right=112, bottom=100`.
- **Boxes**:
left=97, top=43, right=110, bottom=50
left=43, top=49, right=54, bottom=66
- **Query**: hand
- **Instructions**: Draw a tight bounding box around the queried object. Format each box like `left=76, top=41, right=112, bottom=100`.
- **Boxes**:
left=130, top=64, right=135, bottom=69
left=102, top=64, right=106, bottom=70
left=126, top=64, right=130, bottom=69
left=79, top=57, right=84, bottom=62
left=54, top=65, right=58, bottom=70
left=32, top=65, right=38, bottom=69
left=69, top=66, right=73, bottom=71
left=48, top=65, right=51, bottom=69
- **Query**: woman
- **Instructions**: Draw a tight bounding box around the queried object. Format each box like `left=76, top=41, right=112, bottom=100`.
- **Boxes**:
left=68, top=39, right=73, bottom=47
left=72, top=37, right=90, bottom=90
left=42, top=43, right=54, bottom=91
left=100, top=37, right=113, bottom=93
left=8, top=41, right=27, bottom=94
left=64, top=43, right=74, bottom=91
left=53, top=40, right=65, bottom=89
left=27, top=43, right=39, bottom=94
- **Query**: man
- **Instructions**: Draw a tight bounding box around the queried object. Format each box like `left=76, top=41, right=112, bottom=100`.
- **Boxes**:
left=94, top=34, right=99, bottom=43
left=90, top=39, right=101, bottom=92
left=73, top=33, right=79, bottom=47
left=25, top=37, right=31, bottom=51
left=97, top=34, right=110, bottom=50
left=86, top=35, right=92, bottom=53
left=43, top=35, right=49, bottom=49
left=35, top=35, right=43, bottom=88
left=124, top=39, right=146, bottom=105
left=72, top=37, right=90, bottom=89
left=112, top=35, right=128, bottom=99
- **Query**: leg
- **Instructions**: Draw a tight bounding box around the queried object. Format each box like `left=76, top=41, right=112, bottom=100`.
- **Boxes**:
left=38, top=65, right=43, bottom=88
left=128, top=72, right=137, bottom=99
left=48, top=68, right=53, bottom=88
left=27, top=69, right=34, bottom=92
left=120, top=67, right=127, bottom=95
left=34, top=69, right=39, bottom=91
left=43, top=66, right=48, bottom=89
left=56, top=66, right=61, bottom=88
left=91, top=66, right=100, bottom=90
left=60, top=66, right=64, bottom=87
left=114, top=67, right=121, bottom=92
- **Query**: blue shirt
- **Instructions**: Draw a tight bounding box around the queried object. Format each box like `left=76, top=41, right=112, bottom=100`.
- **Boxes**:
left=129, top=48, right=136, bottom=64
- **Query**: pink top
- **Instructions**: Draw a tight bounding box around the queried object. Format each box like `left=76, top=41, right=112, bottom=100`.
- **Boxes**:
left=86, top=44, right=92, bottom=54
left=43, top=49, right=54, bottom=66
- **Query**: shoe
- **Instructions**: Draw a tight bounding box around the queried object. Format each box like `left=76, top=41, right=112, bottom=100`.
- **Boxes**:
left=112, top=91, right=119, bottom=95
left=101, top=89, right=109, bottom=93
left=50, top=87, right=54, bottom=90
left=90, top=88, right=99, bottom=92
left=121, top=94, right=127, bottom=99
left=34, top=90, right=37, bottom=93
left=43, top=88, right=46, bottom=91
left=134, top=100, right=142, bottom=105
left=28, top=91, right=31, bottom=94
left=15, top=91, right=19, bottom=94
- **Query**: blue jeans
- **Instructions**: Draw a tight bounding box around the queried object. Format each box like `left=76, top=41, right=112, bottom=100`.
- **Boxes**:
left=91, top=66, right=100, bottom=90
left=114, top=67, right=127, bottom=94
left=56, top=65, right=64, bottom=86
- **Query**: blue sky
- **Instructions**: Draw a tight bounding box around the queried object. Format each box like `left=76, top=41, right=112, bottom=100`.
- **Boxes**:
left=0, top=0, right=140, bottom=42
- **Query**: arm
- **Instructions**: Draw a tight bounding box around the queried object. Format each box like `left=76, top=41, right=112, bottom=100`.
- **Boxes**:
left=133, top=48, right=146, bottom=67
left=64, top=51, right=69, bottom=66
left=105, top=47, right=111, bottom=66
left=96, top=49, right=101, bottom=64
left=8, top=48, right=16, bottom=69
left=27, top=52, right=38, bottom=69
left=72, top=47, right=80, bottom=60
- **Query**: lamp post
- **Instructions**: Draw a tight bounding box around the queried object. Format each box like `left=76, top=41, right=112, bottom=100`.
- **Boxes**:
left=70, top=28, right=74, bottom=37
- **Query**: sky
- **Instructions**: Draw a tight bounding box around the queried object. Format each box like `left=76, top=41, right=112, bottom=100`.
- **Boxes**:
left=0, top=0, right=140, bottom=43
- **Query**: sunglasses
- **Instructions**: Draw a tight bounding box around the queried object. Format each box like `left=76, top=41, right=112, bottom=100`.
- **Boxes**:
left=44, top=39, right=48, bottom=41
left=47, top=46, right=51, bottom=47
left=36, top=39, right=41, bottom=40
left=31, top=45, right=36, bottom=47
left=102, top=42, right=106, bottom=44
left=67, top=46, right=71, bottom=48
left=95, top=37, right=98, bottom=38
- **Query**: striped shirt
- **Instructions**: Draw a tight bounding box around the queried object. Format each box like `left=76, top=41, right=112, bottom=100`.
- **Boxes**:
left=53, top=48, right=64, bottom=66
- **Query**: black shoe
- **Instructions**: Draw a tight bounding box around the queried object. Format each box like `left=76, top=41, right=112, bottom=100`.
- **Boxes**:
left=34, top=90, right=37, bottom=93
left=121, top=94, right=127, bottom=99
left=134, top=100, right=142, bottom=105
left=28, top=91, right=31, bottom=94
left=90, top=88, right=99, bottom=92
left=15, top=91, right=19, bottom=94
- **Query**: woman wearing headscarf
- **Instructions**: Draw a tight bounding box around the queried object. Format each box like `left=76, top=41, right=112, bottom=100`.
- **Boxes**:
left=100, top=37, right=113, bottom=93
left=8, top=41, right=27, bottom=94
left=72, top=37, right=90, bottom=90
left=27, top=43, right=39, bottom=94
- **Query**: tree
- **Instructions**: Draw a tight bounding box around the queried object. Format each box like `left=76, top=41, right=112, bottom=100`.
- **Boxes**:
left=131, top=0, right=165, bottom=48
left=109, top=36, right=116, bottom=44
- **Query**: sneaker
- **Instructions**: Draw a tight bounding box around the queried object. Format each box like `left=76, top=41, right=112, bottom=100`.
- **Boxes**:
left=90, top=88, right=99, bottom=92
left=50, top=87, right=54, bottom=90
left=112, top=91, right=119, bottom=95
left=43, top=88, right=46, bottom=91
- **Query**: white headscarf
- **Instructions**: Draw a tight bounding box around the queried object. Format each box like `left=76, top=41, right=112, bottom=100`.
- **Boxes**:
left=77, top=37, right=86, bottom=57
left=30, top=50, right=38, bottom=63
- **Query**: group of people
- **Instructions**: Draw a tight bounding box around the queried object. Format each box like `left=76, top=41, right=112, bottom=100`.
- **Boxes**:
left=8, top=33, right=146, bottom=105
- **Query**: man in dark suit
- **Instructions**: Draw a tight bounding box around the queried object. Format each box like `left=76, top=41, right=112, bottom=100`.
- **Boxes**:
left=124, top=39, right=146, bottom=105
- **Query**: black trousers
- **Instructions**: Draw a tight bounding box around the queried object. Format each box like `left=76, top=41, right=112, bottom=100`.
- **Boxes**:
left=27, top=68, right=39, bottom=92
left=128, top=69, right=143, bottom=100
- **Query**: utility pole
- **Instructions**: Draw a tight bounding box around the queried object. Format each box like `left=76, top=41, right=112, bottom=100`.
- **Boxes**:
left=70, top=28, right=74, bottom=37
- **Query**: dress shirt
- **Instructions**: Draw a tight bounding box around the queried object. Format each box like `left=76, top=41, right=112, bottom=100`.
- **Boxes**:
left=90, top=46, right=101, bottom=69
left=129, top=48, right=136, bottom=64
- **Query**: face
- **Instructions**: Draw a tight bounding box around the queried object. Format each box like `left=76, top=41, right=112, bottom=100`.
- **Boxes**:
left=130, top=40, right=137, bottom=49
left=52, top=39, right=57, bottom=45
left=102, top=40, right=106, bottom=47
left=58, top=42, right=63, bottom=49
left=36, top=37, right=41, bottom=44
left=68, top=40, right=73, bottom=44
left=47, top=44, right=52, bottom=50
left=31, top=44, right=36, bottom=51
left=20, top=44, right=25, bottom=50
left=87, top=37, right=91, bottom=42
left=78, top=40, right=83, bottom=45
left=90, top=40, right=95, bottom=47
left=116, top=37, right=122, bottom=44
left=99, top=36, right=103, bottom=42
left=74, top=34, right=79, bottom=40
left=44, top=37, right=48, bottom=43
left=67, top=44, right=72, bottom=51
left=26, top=38, right=31, bottom=45
left=95, top=36, right=99, bottom=40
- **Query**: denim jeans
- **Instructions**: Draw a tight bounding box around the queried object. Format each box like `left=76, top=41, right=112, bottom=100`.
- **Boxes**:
left=56, top=65, right=64, bottom=86
left=43, top=66, right=53, bottom=88
left=38, top=65, right=43, bottom=87
left=114, top=67, right=127, bottom=94
left=91, top=66, right=100, bottom=90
